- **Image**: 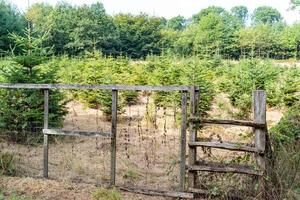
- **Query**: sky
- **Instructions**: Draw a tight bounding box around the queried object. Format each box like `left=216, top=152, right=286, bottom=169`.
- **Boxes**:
left=9, top=0, right=300, bottom=24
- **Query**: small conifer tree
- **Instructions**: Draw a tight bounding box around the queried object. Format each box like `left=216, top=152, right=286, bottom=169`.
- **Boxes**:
left=0, top=28, right=67, bottom=143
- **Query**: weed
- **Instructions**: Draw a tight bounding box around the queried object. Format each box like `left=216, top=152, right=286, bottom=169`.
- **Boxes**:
left=91, top=188, right=121, bottom=200
left=72, top=161, right=85, bottom=175
left=123, top=169, right=139, bottom=184
left=0, top=152, right=16, bottom=176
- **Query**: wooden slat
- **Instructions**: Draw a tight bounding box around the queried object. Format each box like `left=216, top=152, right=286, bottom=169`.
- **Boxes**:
left=188, top=86, right=199, bottom=188
left=188, top=187, right=210, bottom=195
left=0, top=83, right=190, bottom=91
left=188, top=140, right=258, bottom=153
left=179, top=91, right=188, bottom=191
left=118, top=186, right=194, bottom=199
left=190, top=118, right=266, bottom=128
left=253, top=90, right=267, bottom=199
left=43, top=129, right=111, bottom=137
left=187, top=162, right=262, bottom=176
left=110, top=90, right=118, bottom=186
left=188, top=188, right=244, bottom=199
left=43, top=89, right=49, bottom=178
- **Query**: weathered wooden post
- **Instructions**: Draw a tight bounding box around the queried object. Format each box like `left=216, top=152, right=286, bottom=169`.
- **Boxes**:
left=110, top=89, right=118, bottom=186
left=253, top=90, right=267, bottom=199
left=43, top=89, right=49, bottom=178
left=188, top=86, right=199, bottom=189
left=180, top=91, right=187, bottom=191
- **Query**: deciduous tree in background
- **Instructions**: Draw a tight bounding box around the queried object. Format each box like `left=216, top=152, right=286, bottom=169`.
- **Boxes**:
left=0, top=0, right=25, bottom=55
left=231, top=5, right=248, bottom=26
left=251, top=6, right=282, bottom=25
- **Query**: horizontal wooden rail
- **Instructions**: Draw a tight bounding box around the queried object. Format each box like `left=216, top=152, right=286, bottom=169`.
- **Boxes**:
left=189, top=118, right=266, bottom=128
left=189, top=140, right=258, bottom=153
left=188, top=187, right=244, bottom=199
left=187, top=162, right=262, bottom=176
left=118, top=186, right=194, bottom=199
left=0, top=83, right=191, bottom=92
left=43, top=129, right=111, bottom=138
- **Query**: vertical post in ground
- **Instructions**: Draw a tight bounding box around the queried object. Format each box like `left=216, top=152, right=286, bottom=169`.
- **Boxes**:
left=253, top=90, right=267, bottom=199
left=43, top=89, right=49, bottom=178
left=188, top=86, right=199, bottom=189
left=110, top=90, right=118, bottom=186
left=180, top=91, right=187, bottom=191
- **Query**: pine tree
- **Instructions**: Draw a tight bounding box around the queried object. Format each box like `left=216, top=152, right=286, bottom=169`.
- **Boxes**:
left=0, top=28, right=67, bottom=143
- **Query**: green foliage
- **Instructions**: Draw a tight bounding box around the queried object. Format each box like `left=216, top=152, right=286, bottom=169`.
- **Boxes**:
left=0, top=152, right=16, bottom=176
left=231, top=6, right=248, bottom=25
left=193, top=11, right=241, bottom=59
left=281, top=67, right=300, bottom=107
left=271, top=105, right=300, bottom=144
left=65, top=3, right=117, bottom=55
left=1, top=2, right=298, bottom=59
left=146, top=56, right=215, bottom=116
left=123, top=169, right=140, bottom=184
left=251, top=6, right=282, bottom=25
left=167, top=15, right=186, bottom=31
left=0, top=190, right=33, bottom=200
left=113, top=13, right=164, bottom=59
left=280, top=24, right=300, bottom=59
left=192, top=6, right=226, bottom=23
left=1, top=1, right=300, bottom=59
left=0, top=28, right=67, bottom=143
left=291, top=0, right=300, bottom=10
left=91, top=188, right=121, bottom=200
left=57, top=55, right=215, bottom=117
left=219, top=60, right=281, bottom=117
left=268, top=105, right=300, bottom=199
left=0, top=0, right=25, bottom=55
left=58, top=55, right=139, bottom=116
left=237, top=24, right=282, bottom=59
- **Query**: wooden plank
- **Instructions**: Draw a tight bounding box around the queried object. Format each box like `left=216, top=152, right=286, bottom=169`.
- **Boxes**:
left=0, top=83, right=191, bottom=92
left=179, top=91, right=188, bottom=191
left=188, top=187, right=210, bottom=195
left=253, top=90, right=267, bottom=156
left=253, top=90, right=267, bottom=199
left=188, top=140, right=258, bottom=153
left=43, top=89, right=49, bottom=179
left=189, top=118, right=266, bottom=128
left=187, top=163, right=262, bottom=176
left=118, top=186, right=194, bottom=199
left=188, top=86, right=199, bottom=188
left=188, top=188, right=244, bottom=199
left=110, top=90, right=118, bottom=186
left=43, top=129, right=111, bottom=138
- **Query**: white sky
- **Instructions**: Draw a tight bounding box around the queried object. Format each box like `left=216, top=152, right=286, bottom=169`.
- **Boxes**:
left=9, top=0, right=300, bottom=24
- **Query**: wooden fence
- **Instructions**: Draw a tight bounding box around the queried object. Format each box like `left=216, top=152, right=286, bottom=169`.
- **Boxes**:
left=0, top=83, right=268, bottom=199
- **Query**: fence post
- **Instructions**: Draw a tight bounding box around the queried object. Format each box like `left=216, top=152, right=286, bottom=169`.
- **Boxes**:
left=188, top=86, right=199, bottom=189
left=253, top=90, right=267, bottom=199
left=110, top=90, right=118, bottom=186
left=43, top=89, right=49, bottom=178
left=180, top=91, right=187, bottom=191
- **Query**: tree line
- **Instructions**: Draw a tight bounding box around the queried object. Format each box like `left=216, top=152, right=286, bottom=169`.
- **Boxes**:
left=1, top=0, right=300, bottom=59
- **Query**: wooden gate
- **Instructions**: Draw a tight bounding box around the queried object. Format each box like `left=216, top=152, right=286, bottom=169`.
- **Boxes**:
left=0, top=83, right=269, bottom=199
left=187, top=87, right=268, bottom=199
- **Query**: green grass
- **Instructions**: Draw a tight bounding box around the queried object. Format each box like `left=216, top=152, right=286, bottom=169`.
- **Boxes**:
left=91, top=188, right=121, bottom=200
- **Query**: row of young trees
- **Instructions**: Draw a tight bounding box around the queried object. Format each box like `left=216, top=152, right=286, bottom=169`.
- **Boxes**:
left=1, top=1, right=300, bottom=59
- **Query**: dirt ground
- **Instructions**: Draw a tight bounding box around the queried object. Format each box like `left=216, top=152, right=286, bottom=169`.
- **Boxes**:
left=0, top=176, right=169, bottom=200
left=0, top=93, right=283, bottom=199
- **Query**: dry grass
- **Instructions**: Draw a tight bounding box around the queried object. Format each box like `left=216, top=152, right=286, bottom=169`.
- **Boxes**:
left=0, top=177, right=167, bottom=200
left=0, top=93, right=283, bottom=199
